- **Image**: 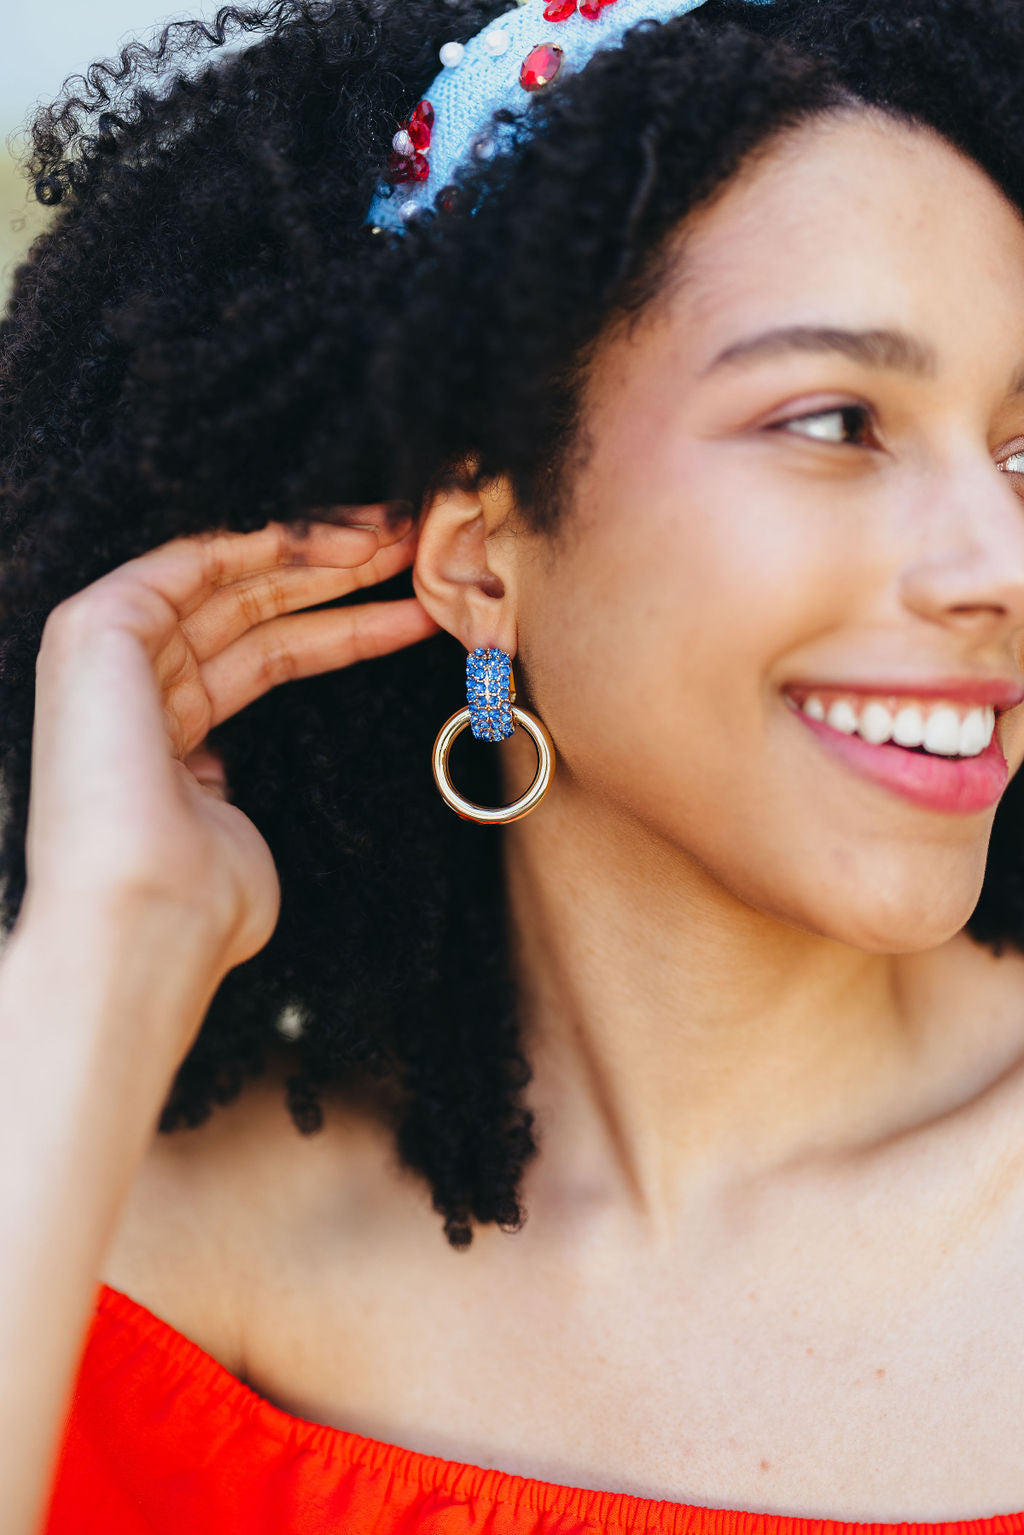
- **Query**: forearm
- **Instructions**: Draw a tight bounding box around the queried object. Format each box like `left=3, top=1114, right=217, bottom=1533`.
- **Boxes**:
left=0, top=897, right=225, bottom=1535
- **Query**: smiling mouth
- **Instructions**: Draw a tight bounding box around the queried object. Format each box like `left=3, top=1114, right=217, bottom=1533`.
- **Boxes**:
left=782, top=687, right=1011, bottom=814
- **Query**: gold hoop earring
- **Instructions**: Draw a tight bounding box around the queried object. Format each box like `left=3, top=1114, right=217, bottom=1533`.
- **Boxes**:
left=432, top=648, right=555, bottom=824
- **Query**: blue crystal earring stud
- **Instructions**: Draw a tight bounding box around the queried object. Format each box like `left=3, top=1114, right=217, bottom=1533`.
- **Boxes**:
left=432, top=646, right=555, bottom=823
left=466, top=646, right=514, bottom=741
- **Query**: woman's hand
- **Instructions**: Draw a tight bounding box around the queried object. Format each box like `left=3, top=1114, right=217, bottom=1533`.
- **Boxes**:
left=23, top=513, right=438, bottom=1007
left=2, top=516, right=439, bottom=1535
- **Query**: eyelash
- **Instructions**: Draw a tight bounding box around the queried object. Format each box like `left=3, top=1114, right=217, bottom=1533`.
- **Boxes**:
left=776, top=405, right=1024, bottom=477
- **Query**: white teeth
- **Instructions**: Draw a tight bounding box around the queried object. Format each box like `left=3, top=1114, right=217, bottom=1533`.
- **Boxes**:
left=858, top=702, right=893, bottom=745
left=826, top=700, right=858, bottom=734
left=923, top=706, right=962, bottom=756
left=959, top=708, right=995, bottom=755
left=797, top=695, right=996, bottom=757
left=891, top=706, right=925, bottom=748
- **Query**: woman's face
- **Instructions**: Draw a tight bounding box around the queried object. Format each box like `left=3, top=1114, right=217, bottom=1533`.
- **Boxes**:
left=508, top=109, right=1024, bottom=951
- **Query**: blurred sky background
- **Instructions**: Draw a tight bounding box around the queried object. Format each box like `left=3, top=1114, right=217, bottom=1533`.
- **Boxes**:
left=0, top=0, right=226, bottom=295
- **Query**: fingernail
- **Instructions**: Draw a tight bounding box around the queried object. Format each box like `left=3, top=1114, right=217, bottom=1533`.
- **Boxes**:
left=347, top=521, right=381, bottom=532
left=384, top=499, right=415, bottom=524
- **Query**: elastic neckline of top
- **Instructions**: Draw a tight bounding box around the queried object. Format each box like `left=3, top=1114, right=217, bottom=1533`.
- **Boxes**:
left=93, top=1281, right=1024, bottom=1535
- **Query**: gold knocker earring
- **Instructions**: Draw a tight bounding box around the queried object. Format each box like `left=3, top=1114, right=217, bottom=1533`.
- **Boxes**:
left=432, top=647, right=555, bottom=824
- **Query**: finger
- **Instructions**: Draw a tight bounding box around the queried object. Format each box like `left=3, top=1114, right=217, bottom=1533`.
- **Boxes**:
left=182, top=741, right=229, bottom=800
left=199, top=597, right=442, bottom=727
left=169, top=521, right=394, bottom=618
left=308, top=502, right=415, bottom=542
left=106, top=520, right=387, bottom=637
left=180, top=529, right=420, bottom=662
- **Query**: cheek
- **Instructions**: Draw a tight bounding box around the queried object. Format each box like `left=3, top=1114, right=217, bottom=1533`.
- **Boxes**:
left=522, top=442, right=862, bottom=766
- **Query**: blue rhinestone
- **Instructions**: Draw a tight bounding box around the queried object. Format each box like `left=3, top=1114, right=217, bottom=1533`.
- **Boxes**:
left=465, top=647, right=514, bottom=737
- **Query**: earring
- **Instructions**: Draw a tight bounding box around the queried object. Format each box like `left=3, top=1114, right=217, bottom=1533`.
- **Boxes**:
left=432, top=646, right=555, bottom=823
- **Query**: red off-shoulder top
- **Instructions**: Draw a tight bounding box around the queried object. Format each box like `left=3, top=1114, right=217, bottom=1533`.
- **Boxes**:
left=40, top=1281, right=1024, bottom=1535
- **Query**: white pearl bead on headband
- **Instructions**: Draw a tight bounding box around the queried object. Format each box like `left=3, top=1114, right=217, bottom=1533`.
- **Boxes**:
left=365, top=0, right=771, bottom=233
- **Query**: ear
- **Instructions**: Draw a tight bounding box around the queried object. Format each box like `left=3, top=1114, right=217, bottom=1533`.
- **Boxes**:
left=412, top=476, right=520, bottom=655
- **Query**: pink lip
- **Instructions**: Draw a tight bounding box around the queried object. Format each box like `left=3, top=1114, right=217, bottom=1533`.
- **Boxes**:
left=792, top=710, right=1008, bottom=814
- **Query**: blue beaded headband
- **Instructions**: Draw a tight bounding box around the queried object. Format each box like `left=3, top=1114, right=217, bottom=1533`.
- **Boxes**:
left=366, top=0, right=772, bottom=232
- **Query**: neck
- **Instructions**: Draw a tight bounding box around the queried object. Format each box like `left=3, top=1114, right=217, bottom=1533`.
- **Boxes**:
left=499, top=758, right=1020, bottom=1226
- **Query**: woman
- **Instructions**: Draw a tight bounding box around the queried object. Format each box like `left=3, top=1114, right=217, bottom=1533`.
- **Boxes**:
left=5, top=0, right=1024, bottom=1527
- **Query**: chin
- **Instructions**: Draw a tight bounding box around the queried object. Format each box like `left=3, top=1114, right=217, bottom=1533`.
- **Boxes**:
left=710, top=813, right=993, bottom=954
left=800, top=870, right=988, bottom=955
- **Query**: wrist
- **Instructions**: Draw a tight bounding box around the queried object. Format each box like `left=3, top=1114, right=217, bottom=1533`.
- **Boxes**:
left=3, top=886, right=231, bottom=1075
left=16, top=879, right=231, bottom=970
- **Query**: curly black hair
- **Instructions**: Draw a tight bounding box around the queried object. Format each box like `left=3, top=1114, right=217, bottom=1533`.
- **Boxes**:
left=2, top=0, right=1023, bottom=1246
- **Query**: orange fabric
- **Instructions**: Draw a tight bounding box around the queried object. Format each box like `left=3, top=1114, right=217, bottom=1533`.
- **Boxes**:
left=41, top=1282, right=1024, bottom=1535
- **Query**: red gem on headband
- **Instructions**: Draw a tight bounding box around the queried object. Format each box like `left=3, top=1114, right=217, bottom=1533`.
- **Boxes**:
left=541, top=0, right=619, bottom=20
left=519, top=42, right=564, bottom=89
left=387, top=149, right=430, bottom=182
left=388, top=98, right=435, bottom=184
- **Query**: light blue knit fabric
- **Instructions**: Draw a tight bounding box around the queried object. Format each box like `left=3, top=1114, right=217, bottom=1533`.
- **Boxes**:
left=365, top=0, right=771, bottom=232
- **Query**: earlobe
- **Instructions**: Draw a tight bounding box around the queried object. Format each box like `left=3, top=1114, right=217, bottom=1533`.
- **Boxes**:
left=412, top=479, right=519, bottom=655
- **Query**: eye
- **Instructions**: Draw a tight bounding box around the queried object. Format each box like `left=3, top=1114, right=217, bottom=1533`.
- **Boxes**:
left=771, top=403, right=876, bottom=447
left=998, top=448, right=1024, bottom=476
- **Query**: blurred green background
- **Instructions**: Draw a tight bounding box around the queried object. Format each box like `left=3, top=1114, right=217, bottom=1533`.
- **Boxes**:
left=1, top=1, right=223, bottom=299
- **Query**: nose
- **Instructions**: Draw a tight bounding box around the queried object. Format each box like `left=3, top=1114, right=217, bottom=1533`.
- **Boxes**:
left=898, top=459, right=1024, bottom=643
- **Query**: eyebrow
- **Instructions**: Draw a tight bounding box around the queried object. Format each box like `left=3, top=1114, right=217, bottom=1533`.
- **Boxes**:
left=702, top=324, right=940, bottom=379
left=701, top=323, right=1024, bottom=400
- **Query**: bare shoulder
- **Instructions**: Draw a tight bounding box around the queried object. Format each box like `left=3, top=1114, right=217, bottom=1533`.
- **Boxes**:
left=99, top=1041, right=405, bottom=1377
